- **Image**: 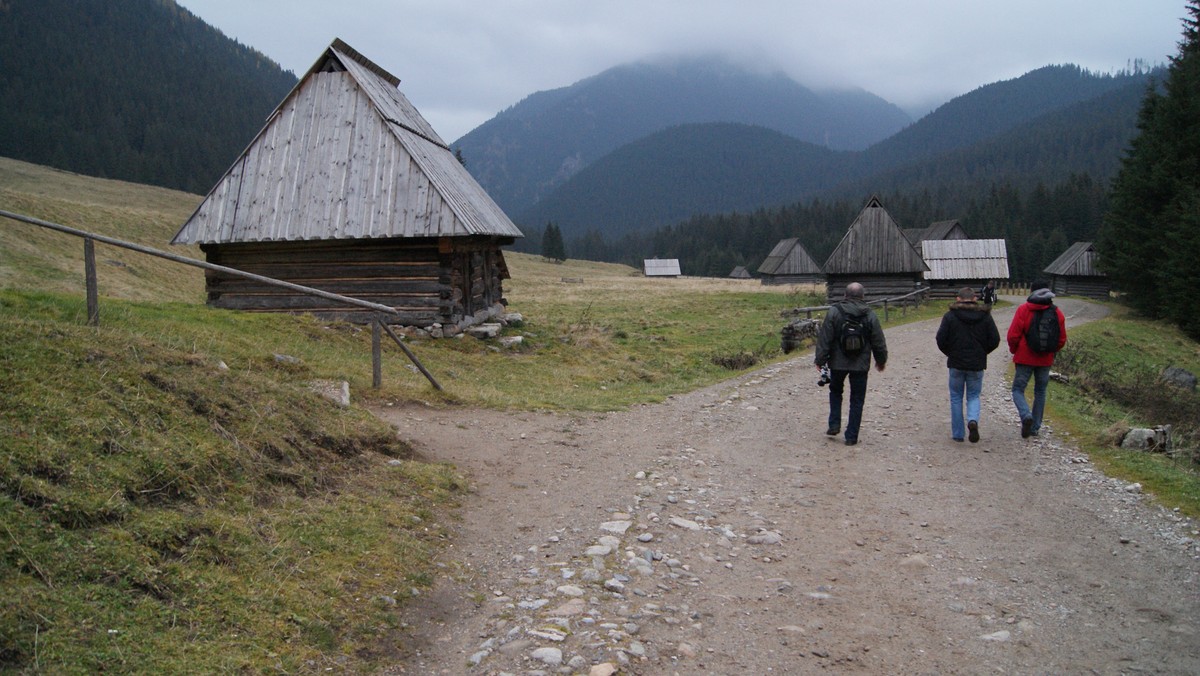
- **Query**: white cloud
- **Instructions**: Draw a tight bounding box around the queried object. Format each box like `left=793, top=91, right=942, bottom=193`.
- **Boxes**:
left=178, top=0, right=1185, bottom=140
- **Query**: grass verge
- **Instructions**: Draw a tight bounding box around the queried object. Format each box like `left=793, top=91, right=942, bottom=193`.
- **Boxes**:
left=1044, top=303, right=1200, bottom=518
left=0, top=291, right=464, bottom=672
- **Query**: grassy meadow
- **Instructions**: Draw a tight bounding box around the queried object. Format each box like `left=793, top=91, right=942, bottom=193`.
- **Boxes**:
left=1, top=155, right=1197, bottom=672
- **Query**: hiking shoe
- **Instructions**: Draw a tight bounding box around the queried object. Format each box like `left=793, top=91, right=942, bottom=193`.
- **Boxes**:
left=968, top=420, right=980, bottom=443
left=1021, top=418, right=1033, bottom=438
left=844, top=438, right=858, bottom=446
left=826, top=427, right=840, bottom=436
left=952, top=437, right=964, bottom=442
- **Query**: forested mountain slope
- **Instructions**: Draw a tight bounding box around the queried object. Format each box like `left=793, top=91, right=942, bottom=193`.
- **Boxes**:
left=0, top=0, right=297, bottom=194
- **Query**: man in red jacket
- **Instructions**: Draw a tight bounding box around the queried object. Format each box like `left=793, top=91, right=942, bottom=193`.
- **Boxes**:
left=1006, top=281, right=1068, bottom=438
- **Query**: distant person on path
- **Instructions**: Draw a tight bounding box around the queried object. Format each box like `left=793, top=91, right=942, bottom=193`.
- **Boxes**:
left=814, top=282, right=888, bottom=446
left=936, top=287, right=1001, bottom=443
left=1006, top=281, right=1068, bottom=438
left=979, top=280, right=998, bottom=307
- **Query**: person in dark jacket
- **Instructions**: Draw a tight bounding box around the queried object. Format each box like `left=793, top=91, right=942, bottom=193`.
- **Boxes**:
left=814, top=282, right=888, bottom=446
left=979, top=280, right=998, bottom=307
left=936, top=287, right=1001, bottom=442
left=1007, top=281, right=1068, bottom=437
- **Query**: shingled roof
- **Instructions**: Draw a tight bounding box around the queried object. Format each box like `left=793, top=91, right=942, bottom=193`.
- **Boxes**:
left=172, top=38, right=522, bottom=245
left=823, top=196, right=928, bottom=275
left=1044, top=242, right=1105, bottom=277
left=756, top=238, right=823, bottom=276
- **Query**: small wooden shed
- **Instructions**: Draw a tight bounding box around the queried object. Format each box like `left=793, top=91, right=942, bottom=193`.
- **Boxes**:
left=171, top=39, right=523, bottom=327
left=729, top=265, right=752, bottom=279
left=1044, top=242, right=1109, bottom=299
left=644, top=259, right=682, bottom=277
left=921, top=239, right=1010, bottom=299
left=823, top=196, right=928, bottom=302
left=756, top=238, right=825, bottom=285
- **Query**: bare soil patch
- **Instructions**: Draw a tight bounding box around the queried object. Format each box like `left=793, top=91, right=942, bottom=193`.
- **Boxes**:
left=373, top=298, right=1200, bottom=674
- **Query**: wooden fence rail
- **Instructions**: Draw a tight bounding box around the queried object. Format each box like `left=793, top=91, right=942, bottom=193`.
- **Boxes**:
left=783, top=286, right=931, bottom=323
left=0, top=208, right=441, bottom=391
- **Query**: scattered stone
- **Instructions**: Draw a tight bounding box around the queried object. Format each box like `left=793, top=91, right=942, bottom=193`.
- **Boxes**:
left=669, top=517, right=702, bottom=531
left=980, top=630, right=1012, bottom=642
left=590, top=664, right=618, bottom=676
left=307, top=379, right=350, bottom=407
left=530, top=646, right=563, bottom=666
left=1162, top=366, right=1197, bottom=391
left=466, top=323, right=503, bottom=339
left=273, top=353, right=301, bottom=364
left=600, top=520, right=633, bottom=534
left=747, top=530, right=782, bottom=545
left=557, top=584, right=584, bottom=596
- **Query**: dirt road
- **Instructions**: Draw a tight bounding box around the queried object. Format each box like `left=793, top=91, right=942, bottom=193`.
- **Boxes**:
left=374, top=297, right=1200, bottom=674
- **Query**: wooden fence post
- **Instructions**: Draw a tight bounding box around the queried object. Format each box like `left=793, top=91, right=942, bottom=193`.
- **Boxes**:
left=372, top=317, right=382, bottom=389
left=84, top=237, right=98, bottom=327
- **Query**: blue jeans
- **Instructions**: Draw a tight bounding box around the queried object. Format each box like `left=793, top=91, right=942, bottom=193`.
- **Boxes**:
left=948, top=368, right=984, bottom=440
left=828, top=369, right=869, bottom=442
left=1012, top=364, right=1051, bottom=433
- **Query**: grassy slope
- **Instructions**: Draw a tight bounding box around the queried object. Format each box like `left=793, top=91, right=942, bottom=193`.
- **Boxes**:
left=1, top=156, right=1196, bottom=671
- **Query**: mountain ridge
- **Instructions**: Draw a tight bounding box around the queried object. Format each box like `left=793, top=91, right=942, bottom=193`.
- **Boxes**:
left=453, top=54, right=913, bottom=215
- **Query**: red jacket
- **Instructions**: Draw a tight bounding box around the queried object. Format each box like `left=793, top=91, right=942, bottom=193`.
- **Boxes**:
left=1007, top=296, right=1067, bottom=366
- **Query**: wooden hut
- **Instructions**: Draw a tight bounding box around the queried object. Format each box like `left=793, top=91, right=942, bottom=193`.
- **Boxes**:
left=903, top=219, right=968, bottom=246
left=921, top=239, right=1010, bottom=299
left=756, top=238, right=825, bottom=285
left=1044, top=242, right=1110, bottom=299
left=644, top=258, right=682, bottom=277
left=729, top=265, right=752, bottom=279
left=170, top=39, right=523, bottom=328
left=822, top=196, right=928, bottom=302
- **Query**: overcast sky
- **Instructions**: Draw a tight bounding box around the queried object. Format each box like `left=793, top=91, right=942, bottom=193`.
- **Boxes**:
left=177, top=1, right=1186, bottom=143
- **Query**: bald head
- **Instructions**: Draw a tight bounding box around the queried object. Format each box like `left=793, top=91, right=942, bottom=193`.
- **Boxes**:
left=845, top=282, right=865, bottom=300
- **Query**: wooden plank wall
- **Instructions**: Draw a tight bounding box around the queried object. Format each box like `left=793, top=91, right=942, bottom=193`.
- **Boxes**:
left=200, top=237, right=508, bottom=325
left=826, top=274, right=924, bottom=302
left=1050, top=275, right=1110, bottom=300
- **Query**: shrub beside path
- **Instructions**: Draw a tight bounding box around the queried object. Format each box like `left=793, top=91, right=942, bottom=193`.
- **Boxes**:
left=373, top=297, right=1200, bottom=674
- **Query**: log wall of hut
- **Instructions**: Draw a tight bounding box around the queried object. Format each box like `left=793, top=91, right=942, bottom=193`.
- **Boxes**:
left=826, top=273, right=924, bottom=302
left=761, top=274, right=826, bottom=286
left=199, top=236, right=511, bottom=326
left=926, top=280, right=988, bottom=299
left=1049, top=275, right=1110, bottom=300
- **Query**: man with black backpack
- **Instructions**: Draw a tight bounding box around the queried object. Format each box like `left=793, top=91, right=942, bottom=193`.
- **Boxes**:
left=1006, top=281, right=1068, bottom=438
left=815, top=282, right=888, bottom=446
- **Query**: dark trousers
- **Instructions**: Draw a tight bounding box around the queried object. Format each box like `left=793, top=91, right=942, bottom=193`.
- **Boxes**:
left=828, top=369, right=869, bottom=442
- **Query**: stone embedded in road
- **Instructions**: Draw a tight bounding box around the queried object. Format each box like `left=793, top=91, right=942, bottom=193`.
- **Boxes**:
left=669, top=516, right=702, bottom=531
left=600, top=520, right=633, bottom=534
left=531, top=646, right=563, bottom=665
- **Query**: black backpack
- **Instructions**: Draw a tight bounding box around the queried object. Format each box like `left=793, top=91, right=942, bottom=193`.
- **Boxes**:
left=840, top=313, right=868, bottom=355
left=1025, top=305, right=1061, bottom=354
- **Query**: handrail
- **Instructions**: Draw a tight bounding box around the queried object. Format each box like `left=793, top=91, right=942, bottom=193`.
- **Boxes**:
left=0, top=208, right=441, bottom=390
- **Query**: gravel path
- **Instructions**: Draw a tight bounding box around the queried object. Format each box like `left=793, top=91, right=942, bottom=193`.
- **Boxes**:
left=372, top=297, right=1200, bottom=675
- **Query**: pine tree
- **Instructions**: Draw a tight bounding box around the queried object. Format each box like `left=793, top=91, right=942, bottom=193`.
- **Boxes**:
left=541, top=222, right=567, bottom=262
left=1099, top=0, right=1200, bottom=336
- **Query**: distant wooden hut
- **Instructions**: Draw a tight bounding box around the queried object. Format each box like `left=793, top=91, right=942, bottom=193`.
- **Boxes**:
left=171, top=39, right=523, bottom=328
left=644, top=258, right=682, bottom=277
left=729, top=265, right=752, bottom=279
left=756, top=238, right=824, bottom=285
left=1044, top=242, right=1109, bottom=299
left=903, top=219, right=968, bottom=246
left=823, top=196, right=928, bottom=301
left=921, top=239, right=1010, bottom=299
